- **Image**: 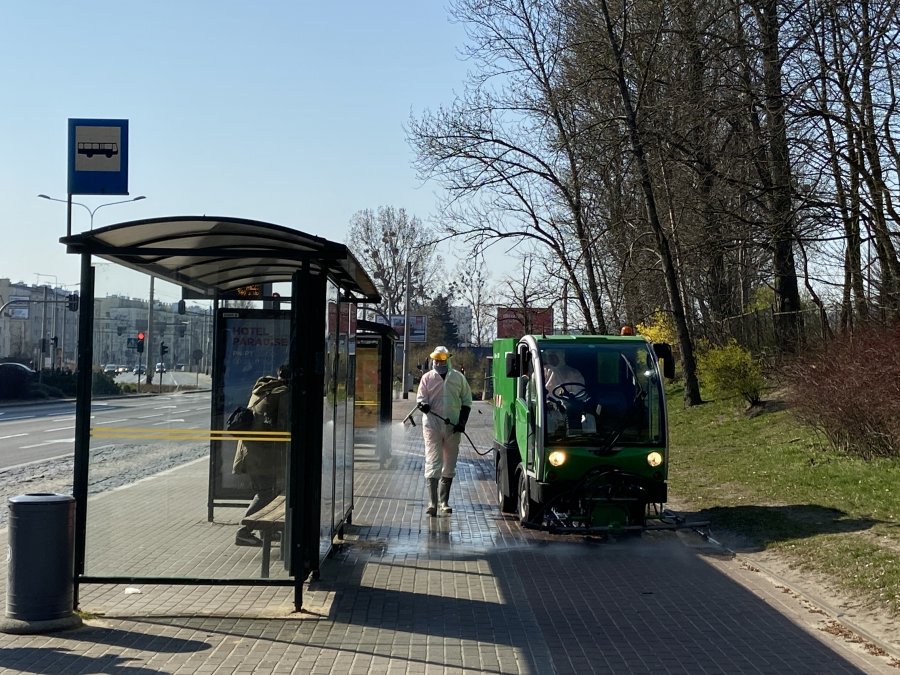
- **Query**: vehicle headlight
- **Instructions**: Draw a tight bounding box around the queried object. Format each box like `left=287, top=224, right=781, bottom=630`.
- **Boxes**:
left=548, top=451, right=567, bottom=467
left=646, top=451, right=663, bottom=467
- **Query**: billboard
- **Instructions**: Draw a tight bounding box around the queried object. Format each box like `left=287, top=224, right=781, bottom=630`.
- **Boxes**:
left=388, top=315, right=427, bottom=342
left=496, top=307, right=554, bottom=338
left=7, top=296, right=29, bottom=320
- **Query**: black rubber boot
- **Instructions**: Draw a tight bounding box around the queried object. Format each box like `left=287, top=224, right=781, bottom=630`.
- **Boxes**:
left=438, top=477, right=453, bottom=515
left=426, top=478, right=439, bottom=516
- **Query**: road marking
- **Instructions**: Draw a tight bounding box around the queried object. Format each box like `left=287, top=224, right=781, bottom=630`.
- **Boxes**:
left=90, top=427, right=289, bottom=441
left=0, top=433, right=27, bottom=440
left=136, top=414, right=164, bottom=419
left=0, top=414, right=37, bottom=422
left=20, top=438, right=75, bottom=449
left=93, top=419, right=131, bottom=425
left=0, top=450, right=78, bottom=473
left=45, top=425, right=76, bottom=432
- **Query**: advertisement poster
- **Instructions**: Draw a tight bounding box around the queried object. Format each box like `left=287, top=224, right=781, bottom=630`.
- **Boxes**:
left=8, top=296, right=29, bottom=320
left=212, top=309, right=290, bottom=498
left=354, top=338, right=380, bottom=433
left=389, top=314, right=427, bottom=342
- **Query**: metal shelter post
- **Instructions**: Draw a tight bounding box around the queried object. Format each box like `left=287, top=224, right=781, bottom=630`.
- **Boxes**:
left=72, top=255, right=95, bottom=609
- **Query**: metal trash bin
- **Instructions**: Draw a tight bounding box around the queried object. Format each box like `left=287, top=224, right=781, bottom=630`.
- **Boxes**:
left=6, top=493, right=76, bottom=623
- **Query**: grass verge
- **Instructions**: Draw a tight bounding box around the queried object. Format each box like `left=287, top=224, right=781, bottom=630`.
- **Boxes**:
left=667, top=383, right=900, bottom=614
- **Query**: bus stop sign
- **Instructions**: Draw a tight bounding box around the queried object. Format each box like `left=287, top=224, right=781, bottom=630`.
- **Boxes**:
left=68, top=118, right=129, bottom=195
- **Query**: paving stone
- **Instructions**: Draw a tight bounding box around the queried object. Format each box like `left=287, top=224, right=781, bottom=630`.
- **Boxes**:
left=0, top=400, right=895, bottom=673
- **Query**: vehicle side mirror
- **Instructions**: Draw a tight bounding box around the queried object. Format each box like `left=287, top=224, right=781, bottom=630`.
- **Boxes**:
left=505, top=352, right=520, bottom=378
left=653, top=343, right=675, bottom=379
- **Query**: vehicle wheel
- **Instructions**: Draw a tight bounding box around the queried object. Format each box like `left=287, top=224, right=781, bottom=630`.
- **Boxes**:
left=517, top=467, right=542, bottom=527
left=497, top=475, right=516, bottom=514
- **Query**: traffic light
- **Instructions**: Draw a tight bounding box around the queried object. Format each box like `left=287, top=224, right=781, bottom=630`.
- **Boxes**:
left=160, top=341, right=169, bottom=358
left=177, top=300, right=186, bottom=315
left=51, top=336, right=58, bottom=350
left=136, top=332, right=145, bottom=353
left=67, top=293, right=79, bottom=312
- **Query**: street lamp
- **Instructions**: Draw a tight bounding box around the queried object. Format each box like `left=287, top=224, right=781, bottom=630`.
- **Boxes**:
left=38, top=194, right=146, bottom=231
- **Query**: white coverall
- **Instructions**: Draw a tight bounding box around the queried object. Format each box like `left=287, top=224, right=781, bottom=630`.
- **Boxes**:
left=416, top=367, right=473, bottom=479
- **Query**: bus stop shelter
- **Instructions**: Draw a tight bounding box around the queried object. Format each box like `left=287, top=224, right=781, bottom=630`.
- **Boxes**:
left=60, top=216, right=380, bottom=611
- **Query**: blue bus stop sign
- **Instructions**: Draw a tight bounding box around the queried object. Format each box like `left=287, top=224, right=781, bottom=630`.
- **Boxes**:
left=67, top=118, right=129, bottom=195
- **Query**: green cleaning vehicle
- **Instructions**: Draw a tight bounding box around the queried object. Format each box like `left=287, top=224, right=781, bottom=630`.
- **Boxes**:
left=493, top=333, right=686, bottom=533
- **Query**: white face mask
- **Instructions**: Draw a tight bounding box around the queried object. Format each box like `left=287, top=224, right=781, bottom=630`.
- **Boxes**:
left=434, top=362, right=449, bottom=375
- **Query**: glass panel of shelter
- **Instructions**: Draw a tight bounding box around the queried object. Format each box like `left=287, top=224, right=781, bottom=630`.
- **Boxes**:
left=83, top=269, right=296, bottom=581
left=320, top=282, right=338, bottom=562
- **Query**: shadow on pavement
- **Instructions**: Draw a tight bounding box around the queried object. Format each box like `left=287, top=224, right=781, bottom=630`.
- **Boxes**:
left=695, top=503, right=882, bottom=552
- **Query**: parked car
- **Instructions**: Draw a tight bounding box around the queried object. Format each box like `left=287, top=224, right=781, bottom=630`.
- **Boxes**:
left=0, top=362, right=37, bottom=399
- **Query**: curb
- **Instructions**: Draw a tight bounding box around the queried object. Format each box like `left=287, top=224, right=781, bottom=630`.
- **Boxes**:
left=703, top=530, right=900, bottom=662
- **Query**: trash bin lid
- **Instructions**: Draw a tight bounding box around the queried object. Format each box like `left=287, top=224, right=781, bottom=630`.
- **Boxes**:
left=8, top=493, right=74, bottom=505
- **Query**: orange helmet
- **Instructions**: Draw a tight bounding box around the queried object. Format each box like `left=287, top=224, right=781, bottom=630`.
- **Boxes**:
left=620, top=324, right=635, bottom=336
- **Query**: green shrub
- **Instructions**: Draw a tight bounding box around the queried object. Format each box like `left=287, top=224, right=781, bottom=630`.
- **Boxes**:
left=635, top=309, right=677, bottom=345
left=697, top=339, right=765, bottom=405
left=92, top=372, right=121, bottom=396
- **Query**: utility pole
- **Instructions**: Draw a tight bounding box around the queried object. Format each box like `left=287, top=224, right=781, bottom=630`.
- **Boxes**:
left=146, top=276, right=155, bottom=385
left=401, top=261, right=411, bottom=400
left=39, top=286, right=48, bottom=384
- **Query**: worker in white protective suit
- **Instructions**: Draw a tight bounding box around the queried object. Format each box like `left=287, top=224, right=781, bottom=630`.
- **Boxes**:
left=416, top=345, right=472, bottom=516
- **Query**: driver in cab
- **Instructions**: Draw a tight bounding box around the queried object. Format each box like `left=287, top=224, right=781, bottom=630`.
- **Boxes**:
left=543, top=349, right=585, bottom=395
left=543, top=349, right=592, bottom=437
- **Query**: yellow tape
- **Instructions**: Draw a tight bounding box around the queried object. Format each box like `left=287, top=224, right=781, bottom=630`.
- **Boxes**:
left=90, top=427, right=291, bottom=442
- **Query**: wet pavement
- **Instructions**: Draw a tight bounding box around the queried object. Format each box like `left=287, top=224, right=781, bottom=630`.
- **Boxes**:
left=0, top=398, right=897, bottom=673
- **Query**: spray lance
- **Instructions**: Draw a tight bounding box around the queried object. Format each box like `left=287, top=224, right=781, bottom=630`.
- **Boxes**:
left=406, top=402, right=491, bottom=456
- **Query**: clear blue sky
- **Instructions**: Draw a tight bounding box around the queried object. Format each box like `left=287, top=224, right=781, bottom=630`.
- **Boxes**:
left=1, top=2, right=474, bottom=303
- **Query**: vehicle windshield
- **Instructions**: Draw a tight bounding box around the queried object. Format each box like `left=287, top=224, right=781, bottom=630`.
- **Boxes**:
left=540, top=342, right=664, bottom=447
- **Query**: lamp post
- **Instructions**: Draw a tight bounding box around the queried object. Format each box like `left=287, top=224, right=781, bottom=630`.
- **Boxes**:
left=37, top=194, right=146, bottom=232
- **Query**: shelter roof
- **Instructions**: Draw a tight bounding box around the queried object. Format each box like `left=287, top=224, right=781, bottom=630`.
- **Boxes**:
left=60, top=216, right=380, bottom=302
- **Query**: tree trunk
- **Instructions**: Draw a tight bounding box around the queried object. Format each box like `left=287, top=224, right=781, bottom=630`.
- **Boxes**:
left=753, top=0, right=804, bottom=351
left=599, top=0, right=701, bottom=406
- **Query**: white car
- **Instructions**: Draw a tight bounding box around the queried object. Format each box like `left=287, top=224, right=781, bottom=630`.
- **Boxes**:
left=155, top=363, right=166, bottom=373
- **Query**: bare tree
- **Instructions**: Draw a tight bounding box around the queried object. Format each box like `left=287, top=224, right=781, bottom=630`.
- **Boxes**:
left=409, top=0, right=610, bottom=334
left=449, top=252, right=496, bottom=347
left=346, top=206, right=443, bottom=318
left=495, top=252, right=559, bottom=335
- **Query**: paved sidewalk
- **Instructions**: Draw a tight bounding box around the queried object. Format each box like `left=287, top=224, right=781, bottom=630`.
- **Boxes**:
left=0, top=398, right=897, bottom=673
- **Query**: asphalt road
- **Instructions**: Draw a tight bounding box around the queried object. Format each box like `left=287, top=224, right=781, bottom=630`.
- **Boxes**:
left=0, top=391, right=213, bottom=527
